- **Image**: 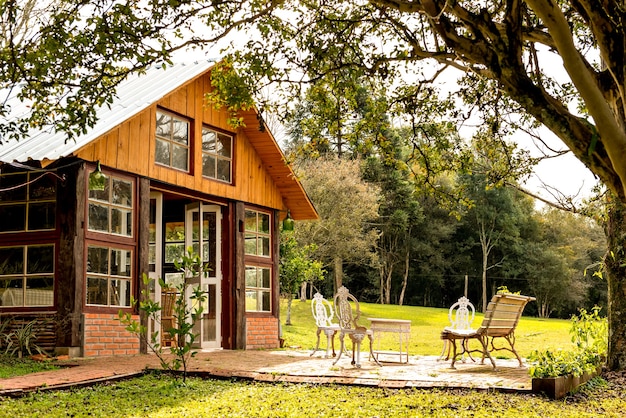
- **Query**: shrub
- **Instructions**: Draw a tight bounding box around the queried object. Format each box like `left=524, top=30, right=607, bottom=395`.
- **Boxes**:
left=529, top=306, right=606, bottom=378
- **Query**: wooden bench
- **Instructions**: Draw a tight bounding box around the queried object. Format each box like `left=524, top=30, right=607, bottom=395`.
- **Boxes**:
left=440, top=293, right=535, bottom=370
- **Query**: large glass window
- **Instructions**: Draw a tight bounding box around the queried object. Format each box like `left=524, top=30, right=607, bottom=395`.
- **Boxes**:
left=86, top=245, right=132, bottom=307
left=245, top=266, right=271, bottom=312
left=88, top=174, right=133, bottom=237
left=155, top=110, right=190, bottom=171
left=202, top=127, right=232, bottom=183
left=244, top=210, right=271, bottom=257
left=0, top=245, right=54, bottom=307
left=0, top=171, right=56, bottom=233
left=244, top=209, right=273, bottom=312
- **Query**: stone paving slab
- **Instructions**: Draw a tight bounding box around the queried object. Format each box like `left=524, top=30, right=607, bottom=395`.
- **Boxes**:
left=0, top=349, right=532, bottom=397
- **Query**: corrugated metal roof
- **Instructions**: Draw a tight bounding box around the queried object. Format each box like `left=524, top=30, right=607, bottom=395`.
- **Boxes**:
left=0, top=60, right=216, bottom=163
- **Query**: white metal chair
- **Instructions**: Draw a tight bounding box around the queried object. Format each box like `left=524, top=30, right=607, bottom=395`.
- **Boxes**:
left=310, top=292, right=340, bottom=358
left=439, top=296, right=475, bottom=362
left=332, top=286, right=381, bottom=368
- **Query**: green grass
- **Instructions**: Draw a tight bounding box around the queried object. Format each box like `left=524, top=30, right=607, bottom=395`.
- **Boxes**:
left=280, top=298, right=573, bottom=359
left=0, top=355, right=59, bottom=378
left=0, top=373, right=623, bottom=417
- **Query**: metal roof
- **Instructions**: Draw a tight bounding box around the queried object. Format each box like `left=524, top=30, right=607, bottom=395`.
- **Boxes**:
left=0, top=60, right=216, bottom=163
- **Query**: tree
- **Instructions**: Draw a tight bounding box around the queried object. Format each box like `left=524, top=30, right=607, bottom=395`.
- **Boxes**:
left=223, top=0, right=626, bottom=370
left=0, top=0, right=281, bottom=142
left=292, top=157, right=381, bottom=294
left=279, top=232, right=324, bottom=325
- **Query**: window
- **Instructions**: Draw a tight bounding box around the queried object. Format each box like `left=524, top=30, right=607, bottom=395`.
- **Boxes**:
left=245, top=266, right=271, bottom=312
left=88, top=174, right=133, bottom=237
left=244, top=210, right=271, bottom=257
left=0, top=171, right=56, bottom=233
left=202, top=127, right=232, bottom=183
left=0, top=245, right=54, bottom=307
left=86, top=245, right=132, bottom=307
left=244, top=209, right=273, bottom=312
left=155, top=110, right=190, bottom=171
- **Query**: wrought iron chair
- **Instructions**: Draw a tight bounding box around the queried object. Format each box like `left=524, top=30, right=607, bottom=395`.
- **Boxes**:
left=310, top=292, right=340, bottom=358
left=332, top=286, right=381, bottom=368
left=439, top=296, right=476, bottom=362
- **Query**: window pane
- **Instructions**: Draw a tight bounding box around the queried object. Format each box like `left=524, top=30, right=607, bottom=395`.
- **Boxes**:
left=0, top=278, right=23, bottom=306
left=88, top=203, right=109, bottom=232
left=261, top=268, right=271, bottom=288
left=244, top=234, right=257, bottom=255
left=0, top=204, right=26, bottom=232
left=217, top=159, right=231, bottom=182
left=259, top=213, right=270, bottom=233
left=25, top=277, right=54, bottom=306
left=260, top=237, right=271, bottom=257
left=245, top=290, right=258, bottom=311
left=165, top=243, right=185, bottom=263
left=172, top=145, right=188, bottom=170
left=86, top=277, right=108, bottom=305
left=112, top=179, right=132, bottom=207
left=217, top=133, right=232, bottom=157
left=29, top=175, right=56, bottom=200
left=111, top=279, right=131, bottom=307
left=261, top=290, right=271, bottom=312
left=156, top=112, right=171, bottom=138
left=0, top=173, right=27, bottom=202
left=110, top=249, right=131, bottom=277
left=28, top=202, right=56, bottom=230
left=202, top=129, right=216, bottom=152
left=27, top=245, right=54, bottom=274
left=111, top=207, right=132, bottom=236
left=245, top=266, right=257, bottom=287
left=87, top=247, right=109, bottom=274
left=202, top=155, right=216, bottom=178
left=172, top=119, right=188, bottom=145
left=244, top=211, right=257, bottom=232
left=0, top=247, right=24, bottom=275
left=88, top=178, right=110, bottom=202
left=155, top=139, right=171, bottom=166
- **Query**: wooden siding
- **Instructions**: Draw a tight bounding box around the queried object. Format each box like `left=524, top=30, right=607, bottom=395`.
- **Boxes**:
left=75, top=72, right=289, bottom=213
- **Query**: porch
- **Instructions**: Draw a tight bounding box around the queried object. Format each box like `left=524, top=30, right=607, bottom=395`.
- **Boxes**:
left=0, top=349, right=532, bottom=396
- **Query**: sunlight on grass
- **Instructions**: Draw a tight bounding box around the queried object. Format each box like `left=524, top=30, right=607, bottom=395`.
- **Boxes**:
left=279, top=298, right=572, bottom=359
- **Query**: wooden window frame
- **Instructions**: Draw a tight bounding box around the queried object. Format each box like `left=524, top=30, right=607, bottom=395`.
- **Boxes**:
left=0, top=170, right=57, bottom=233
left=244, top=208, right=273, bottom=313
left=0, top=244, right=55, bottom=308
left=201, top=125, right=233, bottom=184
left=155, top=109, right=191, bottom=173
left=85, top=243, right=134, bottom=309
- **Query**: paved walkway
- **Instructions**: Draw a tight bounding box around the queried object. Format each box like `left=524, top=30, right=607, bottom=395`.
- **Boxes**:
left=0, top=349, right=532, bottom=397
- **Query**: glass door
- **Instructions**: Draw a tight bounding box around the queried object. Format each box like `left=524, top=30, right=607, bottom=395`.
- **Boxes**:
left=185, top=203, right=222, bottom=349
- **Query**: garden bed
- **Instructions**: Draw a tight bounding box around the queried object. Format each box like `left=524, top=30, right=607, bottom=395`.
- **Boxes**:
left=531, top=367, right=601, bottom=399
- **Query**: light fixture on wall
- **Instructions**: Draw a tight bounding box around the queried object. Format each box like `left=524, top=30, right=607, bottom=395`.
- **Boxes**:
left=282, top=210, right=294, bottom=231
left=88, top=161, right=107, bottom=191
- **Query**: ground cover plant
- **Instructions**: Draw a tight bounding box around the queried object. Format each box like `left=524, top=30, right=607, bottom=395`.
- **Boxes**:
left=1, top=372, right=626, bottom=417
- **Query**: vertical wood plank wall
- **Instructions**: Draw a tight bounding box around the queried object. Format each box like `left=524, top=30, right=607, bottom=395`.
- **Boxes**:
left=75, top=72, right=285, bottom=212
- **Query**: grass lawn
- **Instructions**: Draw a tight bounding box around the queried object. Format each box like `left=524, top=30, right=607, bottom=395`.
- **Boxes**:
left=279, top=298, right=573, bottom=359
left=0, top=356, right=58, bottom=378
left=2, top=298, right=622, bottom=417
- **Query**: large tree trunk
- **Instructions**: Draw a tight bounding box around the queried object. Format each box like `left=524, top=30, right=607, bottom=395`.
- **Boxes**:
left=605, top=199, right=626, bottom=370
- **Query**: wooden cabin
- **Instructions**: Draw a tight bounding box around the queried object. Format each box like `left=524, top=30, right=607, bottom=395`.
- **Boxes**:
left=0, top=61, right=317, bottom=357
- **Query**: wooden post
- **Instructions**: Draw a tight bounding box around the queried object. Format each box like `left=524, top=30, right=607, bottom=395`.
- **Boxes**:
left=464, top=274, right=468, bottom=298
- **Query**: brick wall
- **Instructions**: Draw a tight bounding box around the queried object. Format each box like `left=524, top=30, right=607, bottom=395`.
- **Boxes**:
left=83, top=313, right=140, bottom=357
left=246, top=315, right=279, bottom=349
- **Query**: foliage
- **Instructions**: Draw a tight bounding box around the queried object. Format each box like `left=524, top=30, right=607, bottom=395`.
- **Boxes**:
left=1, top=318, right=45, bottom=359
left=279, top=233, right=324, bottom=325
left=119, top=247, right=207, bottom=383
left=292, top=157, right=381, bottom=292
left=529, top=306, right=607, bottom=378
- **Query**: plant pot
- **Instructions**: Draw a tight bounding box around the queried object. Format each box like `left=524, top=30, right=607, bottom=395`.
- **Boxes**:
left=531, top=367, right=601, bottom=399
